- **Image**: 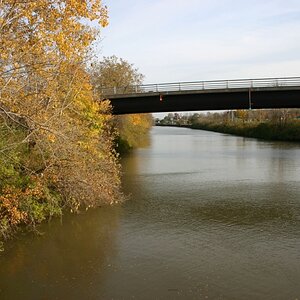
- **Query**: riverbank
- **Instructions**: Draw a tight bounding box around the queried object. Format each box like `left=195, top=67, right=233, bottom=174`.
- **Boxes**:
left=0, top=114, right=152, bottom=251
left=157, top=121, right=300, bottom=142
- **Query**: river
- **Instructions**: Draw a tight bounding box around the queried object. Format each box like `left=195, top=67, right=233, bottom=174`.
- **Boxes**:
left=0, top=126, right=300, bottom=299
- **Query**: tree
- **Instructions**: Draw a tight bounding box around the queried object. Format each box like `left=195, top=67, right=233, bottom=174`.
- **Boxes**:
left=90, top=56, right=152, bottom=151
left=91, top=55, right=144, bottom=94
left=0, top=1, right=122, bottom=243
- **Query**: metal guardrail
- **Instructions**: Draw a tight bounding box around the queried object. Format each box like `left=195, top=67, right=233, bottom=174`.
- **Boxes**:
left=100, top=77, right=300, bottom=97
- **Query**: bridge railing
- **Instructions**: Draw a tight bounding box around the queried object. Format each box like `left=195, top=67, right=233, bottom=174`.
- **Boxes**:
left=100, top=77, right=300, bottom=96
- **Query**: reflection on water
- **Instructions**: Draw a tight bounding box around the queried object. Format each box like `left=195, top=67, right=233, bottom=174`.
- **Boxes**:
left=0, top=127, right=300, bottom=299
left=0, top=207, right=121, bottom=299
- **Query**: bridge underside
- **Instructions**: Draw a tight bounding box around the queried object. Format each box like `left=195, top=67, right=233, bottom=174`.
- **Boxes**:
left=107, top=88, right=300, bottom=115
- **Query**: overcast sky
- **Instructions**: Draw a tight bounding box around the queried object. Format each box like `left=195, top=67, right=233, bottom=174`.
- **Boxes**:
left=97, top=0, right=300, bottom=84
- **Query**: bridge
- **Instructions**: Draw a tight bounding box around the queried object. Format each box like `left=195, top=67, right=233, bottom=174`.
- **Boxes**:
left=100, top=77, right=300, bottom=115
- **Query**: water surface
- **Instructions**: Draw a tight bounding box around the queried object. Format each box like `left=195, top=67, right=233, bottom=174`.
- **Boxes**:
left=1, top=127, right=300, bottom=299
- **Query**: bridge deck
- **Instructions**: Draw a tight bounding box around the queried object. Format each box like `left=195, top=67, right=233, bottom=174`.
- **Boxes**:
left=99, top=77, right=300, bottom=115
left=101, top=77, right=300, bottom=97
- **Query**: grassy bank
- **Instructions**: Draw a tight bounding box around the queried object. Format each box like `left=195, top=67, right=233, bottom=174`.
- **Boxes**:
left=190, top=121, right=300, bottom=142
left=157, top=121, right=300, bottom=142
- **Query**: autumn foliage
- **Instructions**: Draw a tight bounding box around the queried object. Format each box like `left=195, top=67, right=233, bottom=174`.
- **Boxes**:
left=0, top=1, right=123, bottom=245
left=90, top=56, right=153, bottom=152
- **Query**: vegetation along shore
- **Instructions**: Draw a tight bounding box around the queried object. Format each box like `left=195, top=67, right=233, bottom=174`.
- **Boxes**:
left=156, top=109, right=300, bottom=142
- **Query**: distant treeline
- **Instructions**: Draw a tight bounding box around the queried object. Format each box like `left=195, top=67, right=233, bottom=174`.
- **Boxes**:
left=156, top=109, right=300, bottom=142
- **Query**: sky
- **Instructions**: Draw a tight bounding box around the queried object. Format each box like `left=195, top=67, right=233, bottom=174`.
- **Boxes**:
left=97, top=0, right=300, bottom=85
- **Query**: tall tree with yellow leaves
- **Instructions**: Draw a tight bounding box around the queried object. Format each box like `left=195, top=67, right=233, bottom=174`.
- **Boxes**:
left=0, top=1, right=122, bottom=244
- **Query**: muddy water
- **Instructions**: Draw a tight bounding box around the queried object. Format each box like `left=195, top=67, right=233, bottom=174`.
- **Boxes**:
left=0, top=126, right=300, bottom=299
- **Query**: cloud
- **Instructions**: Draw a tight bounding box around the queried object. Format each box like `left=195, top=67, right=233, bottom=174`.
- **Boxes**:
left=98, top=0, right=300, bottom=83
